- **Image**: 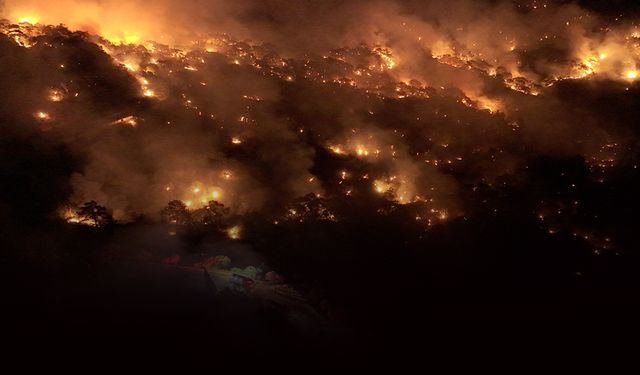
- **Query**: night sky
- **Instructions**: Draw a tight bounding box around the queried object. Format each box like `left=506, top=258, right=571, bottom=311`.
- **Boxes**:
left=1, top=0, right=640, bottom=363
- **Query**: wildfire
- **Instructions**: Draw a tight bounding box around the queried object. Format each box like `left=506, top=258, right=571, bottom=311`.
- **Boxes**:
left=472, top=95, right=502, bottom=113
left=226, top=225, right=242, bottom=240
left=123, top=63, right=137, bottom=72
left=373, top=180, right=392, bottom=194
left=34, top=111, right=51, bottom=121
left=59, top=207, right=81, bottom=224
left=356, top=145, right=370, bottom=157
left=48, top=90, right=64, bottom=102
left=182, top=182, right=226, bottom=208
left=18, top=16, right=39, bottom=25
left=373, top=47, right=397, bottom=70
left=625, top=70, right=638, bottom=80
left=113, top=115, right=139, bottom=127
left=431, top=40, right=455, bottom=59
left=57, top=207, right=101, bottom=226
left=221, top=170, right=233, bottom=180
left=329, top=145, right=346, bottom=155
left=435, top=209, right=448, bottom=221
left=0, top=3, right=627, bottom=257
left=104, top=31, right=141, bottom=45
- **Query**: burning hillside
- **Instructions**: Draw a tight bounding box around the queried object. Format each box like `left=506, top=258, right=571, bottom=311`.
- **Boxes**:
left=2, top=5, right=637, bottom=247
left=1, top=0, right=640, bottom=358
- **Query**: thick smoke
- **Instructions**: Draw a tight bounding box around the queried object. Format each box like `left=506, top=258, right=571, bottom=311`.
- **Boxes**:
left=0, top=0, right=638, bottom=224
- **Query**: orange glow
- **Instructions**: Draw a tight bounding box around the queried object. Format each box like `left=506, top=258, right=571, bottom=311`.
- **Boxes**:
left=5, top=1, right=171, bottom=46
left=329, top=145, right=345, bottom=155
left=18, top=16, right=39, bottom=24
left=221, top=170, right=233, bottom=180
left=373, top=180, right=392, bottom=194
left=226, top=225, right=242, bottom=240
left=48, top=90, right=64, bottom=102
left=35, top=111, right=51, bottom=121
left=356, top=145, right=370, bottom=157
left=112, top=115, right=139, bottom=127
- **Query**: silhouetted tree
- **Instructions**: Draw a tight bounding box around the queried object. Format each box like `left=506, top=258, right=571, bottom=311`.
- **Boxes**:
left=193, top=200, right=230, bottom=228
left=77, top=200, right=113, bottom=227
left=161, top=200, right=192, bottom=225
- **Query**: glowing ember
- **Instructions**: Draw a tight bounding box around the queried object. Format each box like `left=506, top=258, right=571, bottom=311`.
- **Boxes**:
left=373, top=180, right=392, bottom=194
left=226, top=225, right=242, bottom=240
left=356, top=146, right=369, bottom=157
left=437, top=210, right=448, bottom=220
left=113, top=115, right=139, bottom=127
left=59, top=207, right=81, bottom=224
left=34, top=111, right=51, bottom=121
left=48, top=90, right=64, bottom=102
left=329, top=146, right=345, bottom=155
